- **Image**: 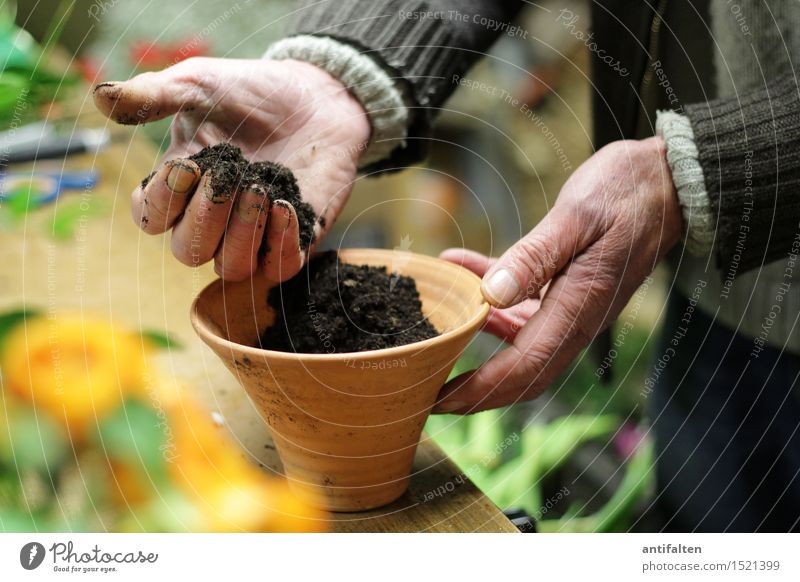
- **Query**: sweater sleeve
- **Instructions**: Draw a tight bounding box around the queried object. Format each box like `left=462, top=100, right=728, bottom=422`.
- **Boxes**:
left=683, top=75, right=800, bottom=274
left=656, top=110, right=716, bottom=255
left=274, top=0, right=525, bottom=172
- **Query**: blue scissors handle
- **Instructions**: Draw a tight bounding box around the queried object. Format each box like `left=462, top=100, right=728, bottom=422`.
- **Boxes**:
left=0, top=170, right=99, bottom=205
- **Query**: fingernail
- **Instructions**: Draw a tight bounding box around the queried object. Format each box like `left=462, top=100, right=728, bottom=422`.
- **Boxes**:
left=482, top=268, right=520, bottom=307
left=269, top=201, right=292, bottom=232
left=93, top=81, right=118, bottom=93
left=434, top=401, right=467, bottom=414
left=236, top=187, right=267, bottom=224
left=166, top=161, right=197, bottom=194
left=202, top=174, right=228, bottom=203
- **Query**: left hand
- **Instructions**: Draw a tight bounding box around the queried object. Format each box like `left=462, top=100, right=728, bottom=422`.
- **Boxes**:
left=434, top=136, right=683, bottom=414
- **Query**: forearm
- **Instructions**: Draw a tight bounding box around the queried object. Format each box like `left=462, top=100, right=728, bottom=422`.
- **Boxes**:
left=267, top=0, right=525, bottom=171
left=658, top=75, right=800, bottom=274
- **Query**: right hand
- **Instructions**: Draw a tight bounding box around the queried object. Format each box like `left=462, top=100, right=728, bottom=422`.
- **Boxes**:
left=93, top=57, right=371, bottom=281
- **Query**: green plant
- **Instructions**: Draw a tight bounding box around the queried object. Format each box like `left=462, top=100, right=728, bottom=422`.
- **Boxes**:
left=426, top=346, right=656, bottom=531
left=0, top=3, right=78, bottom=126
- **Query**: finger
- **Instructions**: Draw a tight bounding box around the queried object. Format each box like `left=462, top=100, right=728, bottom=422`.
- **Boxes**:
left=132, top=159, right=200, bottom=234
left=439, top=248, right=496, bottom=277
left=434, top=246, right=614, bottom=415
left=170, top=172, right=234, bottom=267
left=93, top=59, right=212, bottom=125
left=481, top=204, right=592, bottom=308
left=483, top=299, right=541, bottom=343
left=441, top=248, right=540, bottom=341
left=214, top=185, right=269, bottom=281
left=262, top=200, right=303, bottom=282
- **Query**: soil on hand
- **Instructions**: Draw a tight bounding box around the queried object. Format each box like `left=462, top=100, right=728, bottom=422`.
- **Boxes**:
left=260, top=251, right=440, bottom=354
left=143, top=143, right=317, bottom=248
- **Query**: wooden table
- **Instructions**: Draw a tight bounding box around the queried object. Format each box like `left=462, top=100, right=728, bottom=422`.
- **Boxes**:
left=0, top=111, right=517, bottom=533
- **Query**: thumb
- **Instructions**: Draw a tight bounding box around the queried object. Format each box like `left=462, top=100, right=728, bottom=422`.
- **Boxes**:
left=481, top=204, right=591, bottom=308
left=93, top=60, right=212, bottom=125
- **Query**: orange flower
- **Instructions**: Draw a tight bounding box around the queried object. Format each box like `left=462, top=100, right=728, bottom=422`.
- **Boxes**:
left=0, top=315, right=149, bottom=439
left=165, top=395, right=326, bottom=532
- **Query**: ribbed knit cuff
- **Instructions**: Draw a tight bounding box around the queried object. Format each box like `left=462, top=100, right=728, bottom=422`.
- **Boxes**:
left=686, top=75, right=800, bottom=273
left=265, top=35, right=409, bottom=168
left=280, top=0, right=459, bottom=109
left=656, top=110, right=715, bottom=255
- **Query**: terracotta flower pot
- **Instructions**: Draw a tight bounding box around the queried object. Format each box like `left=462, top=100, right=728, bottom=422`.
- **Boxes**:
left=191, top=249, right=489, bottom=512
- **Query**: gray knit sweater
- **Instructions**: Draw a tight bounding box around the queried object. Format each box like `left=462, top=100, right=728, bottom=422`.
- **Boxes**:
left=265, top=0, right=800, bottom=354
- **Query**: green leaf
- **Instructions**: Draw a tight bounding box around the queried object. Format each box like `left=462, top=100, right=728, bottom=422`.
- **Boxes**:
left=0, top=507, right=39, bottom=532
left=139, top=329, right=183, bottom=350
left=538, top=437, right=655, bottom=533
left=0, top=308, right=38, bottom=353
left=95, top=398, right=169, bottom=486
left=588, top=438, right=655, bottom=532
left=0, top=407, right=68, bottom=473
left=536, top=414, right=620, bottom=471
left=2, top=184, right=36, bottom=222
left=39, top=0, right=77, bottom=65
left=49, top=197, right=107, bottom=240
left=116, top=488, right=204, bottom=533
left=0, top=25, right=38, bottom=71
left=0, top=71, right=29, bottom=119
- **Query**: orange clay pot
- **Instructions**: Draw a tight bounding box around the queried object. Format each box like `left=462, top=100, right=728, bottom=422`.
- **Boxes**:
left=191, top=249, right=489, bottom=512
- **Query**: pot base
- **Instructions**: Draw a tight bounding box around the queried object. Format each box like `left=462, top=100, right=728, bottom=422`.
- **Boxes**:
left=288, top=478, right=410, bottom=513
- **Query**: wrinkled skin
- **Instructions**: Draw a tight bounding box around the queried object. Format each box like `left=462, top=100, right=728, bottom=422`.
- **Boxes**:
left=94, top=60, right=682, bottom=415
left=93, top=57, right=370, bottom=282
left=435, top=137, right=683, bottom=414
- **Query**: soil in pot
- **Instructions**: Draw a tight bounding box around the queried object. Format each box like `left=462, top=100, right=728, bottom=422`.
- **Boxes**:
left=143, top=143, right=317, bottom=248
left=259, top=251, right=440, bottom=354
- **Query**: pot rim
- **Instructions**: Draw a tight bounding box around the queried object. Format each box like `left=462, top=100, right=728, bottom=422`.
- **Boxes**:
left=190, top=248, right=490, bottom=362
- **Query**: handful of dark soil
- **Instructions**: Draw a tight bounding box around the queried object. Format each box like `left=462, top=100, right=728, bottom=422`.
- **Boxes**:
left=145, top=143, right=317, bottom=248
left=259, top=251, right=439, bottom=354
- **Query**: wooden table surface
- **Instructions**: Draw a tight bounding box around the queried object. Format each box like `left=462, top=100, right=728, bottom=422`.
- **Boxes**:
left=0, top=111, right=517, bottom=533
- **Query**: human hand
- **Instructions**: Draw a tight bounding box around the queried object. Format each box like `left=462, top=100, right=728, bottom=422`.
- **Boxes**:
left=435, top=136, right=683, bottom=414
left=93, top=57, right=370, bottom=281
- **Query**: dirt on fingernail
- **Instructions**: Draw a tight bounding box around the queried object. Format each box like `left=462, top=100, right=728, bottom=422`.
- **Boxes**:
left=140, top=143, right=317, bottom=248
left=259, top=251, right=440, bottom=354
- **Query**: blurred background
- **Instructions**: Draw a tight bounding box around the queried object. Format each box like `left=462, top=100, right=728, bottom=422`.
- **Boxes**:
left=1, top=0, right=671, bottom=532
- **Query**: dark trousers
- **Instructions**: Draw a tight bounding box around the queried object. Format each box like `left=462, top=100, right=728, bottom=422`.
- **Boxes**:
left=652, top=292, right=800, bottom=532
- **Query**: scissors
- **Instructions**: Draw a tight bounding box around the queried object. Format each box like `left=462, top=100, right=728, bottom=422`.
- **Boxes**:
left=0, top=170, right=99, bottom=206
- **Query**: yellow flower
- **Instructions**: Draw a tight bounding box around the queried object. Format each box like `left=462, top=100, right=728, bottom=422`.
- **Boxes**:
left=165, top=396, right=326, bottom=532
left=0, top=315, right=149, bottom=439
